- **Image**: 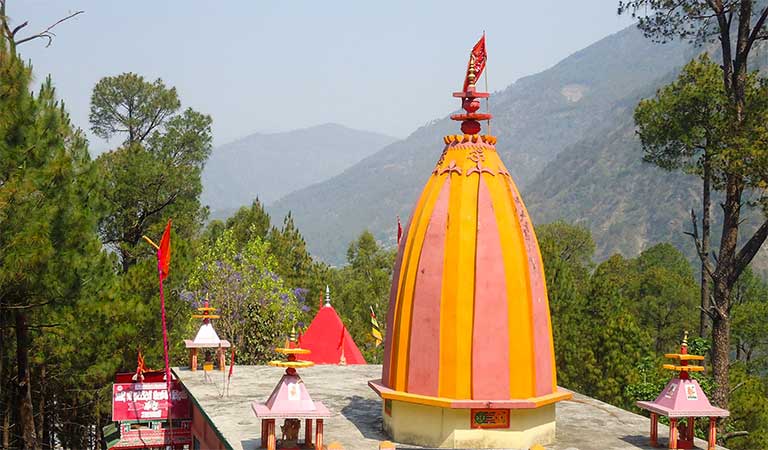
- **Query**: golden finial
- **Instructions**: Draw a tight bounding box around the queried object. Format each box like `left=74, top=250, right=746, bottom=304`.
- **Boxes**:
left=467, top=55, right=477, bottom=88
left=289, top=325, right=297, bottom=344
left=682, top=330, right=689, bottom=348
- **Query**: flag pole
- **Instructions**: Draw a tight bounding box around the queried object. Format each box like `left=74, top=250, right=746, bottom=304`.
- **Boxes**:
left=145, top=222, right=173, bottom=446
left=157, top=262, right=173, bottom=443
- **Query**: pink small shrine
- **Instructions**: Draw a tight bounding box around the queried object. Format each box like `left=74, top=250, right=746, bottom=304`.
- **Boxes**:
left=637, top=332, right=728, bottom=450
left=252, top=332, right=332, bottom=450
left=184, top=298, right=231, bottom=371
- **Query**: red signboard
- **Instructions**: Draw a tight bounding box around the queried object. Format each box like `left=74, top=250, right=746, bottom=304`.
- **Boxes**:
left=470, top=408, right=510, bottom=429
left=112, top=381, right=191, bottom=421
left=111, top=422, right=192, bottom=449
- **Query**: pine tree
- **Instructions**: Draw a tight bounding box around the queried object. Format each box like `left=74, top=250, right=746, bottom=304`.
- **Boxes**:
left=0, top=37, right=109, bottom=449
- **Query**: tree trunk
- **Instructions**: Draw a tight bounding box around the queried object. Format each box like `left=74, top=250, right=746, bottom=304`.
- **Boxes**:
left=1, top=401, right=8, bottom=450
left=710, top=288, right=731, bottom=409
left=15, top=311, right=39, bottom=450
left=710, top=177, right=742, bottom=409
left=36, top=366, right=45, bottom=450
left=699, top=161, right=712, bottom=338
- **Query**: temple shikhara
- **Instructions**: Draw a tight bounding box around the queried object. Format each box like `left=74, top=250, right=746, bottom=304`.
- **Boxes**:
left=104, top=38, right=728, bottom=450
left=368, top=34, right=571, bottom=449
left=296, top=286, right=366, bottom=365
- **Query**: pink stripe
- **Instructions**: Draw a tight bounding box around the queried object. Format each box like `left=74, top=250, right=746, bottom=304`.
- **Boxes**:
left=507, top=178, right=554, bottom=396
left=472, top=178, right=511, bottom=400
left=406, top=179, right=450, bottom=396
left=382, top=214, right=412, bottom=386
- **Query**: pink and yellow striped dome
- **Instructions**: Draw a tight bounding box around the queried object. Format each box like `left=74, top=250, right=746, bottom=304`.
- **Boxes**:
left=380, top=133, right=568, bottom=406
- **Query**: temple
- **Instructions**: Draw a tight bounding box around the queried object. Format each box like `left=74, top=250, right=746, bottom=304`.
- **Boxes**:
left=297, top=286, right=366, bottom=365
left=368, top=36, right=571, bottom=448
left=637, top=333, right=729, bottom=450
left=184, top=298, right=231, bottom=372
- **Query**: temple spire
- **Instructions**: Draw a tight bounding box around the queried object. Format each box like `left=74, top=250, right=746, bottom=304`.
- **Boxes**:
left=325, top=285, right=331, bottom=307
left=452, top=35, right=492, bottom=135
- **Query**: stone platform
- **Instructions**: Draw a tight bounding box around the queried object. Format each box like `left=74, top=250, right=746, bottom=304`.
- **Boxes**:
left=174, top=365, right=726, bottom=450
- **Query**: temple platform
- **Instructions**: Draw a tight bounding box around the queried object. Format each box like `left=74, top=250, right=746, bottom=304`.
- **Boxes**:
left=174, top=365, right=727, bottom=450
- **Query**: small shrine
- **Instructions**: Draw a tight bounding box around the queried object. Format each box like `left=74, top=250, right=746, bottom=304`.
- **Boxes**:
left=103, top=356, right=192, bottom=450
left=369, top=36, right=571, bottom=449
left=252, top=331, right=332, bottom=450
left=637, top=332, right=728, bottom=450
left=297, top=286, right=366, bottom=365
left=184, top=297, right=231, bottom=371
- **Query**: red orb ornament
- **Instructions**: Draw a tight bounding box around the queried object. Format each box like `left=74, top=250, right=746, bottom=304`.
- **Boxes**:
left=461, top=120, right=481, bottom=135
left=463, top=98, right=481, bottom=113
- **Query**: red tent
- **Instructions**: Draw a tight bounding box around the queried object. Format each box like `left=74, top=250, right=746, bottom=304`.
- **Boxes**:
left=297, top=304, right=366, bottom=365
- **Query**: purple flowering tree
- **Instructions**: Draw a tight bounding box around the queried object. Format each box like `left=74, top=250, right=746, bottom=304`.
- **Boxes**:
left=185, top=226, right=301, bottom=363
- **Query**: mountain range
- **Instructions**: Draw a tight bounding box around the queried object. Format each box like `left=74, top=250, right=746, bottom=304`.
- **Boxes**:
left=205, top=24, right=767, bottom=271
left=201, top=123, right=396, bottom=220
left=267, top=26, right=700, bottom=265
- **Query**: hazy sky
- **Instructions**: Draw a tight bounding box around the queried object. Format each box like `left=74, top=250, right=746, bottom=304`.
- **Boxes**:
left=10, top=1, right=634, bottom=151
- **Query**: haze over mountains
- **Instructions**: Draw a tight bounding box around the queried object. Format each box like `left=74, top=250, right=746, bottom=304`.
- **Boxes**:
left=201, top=123, right=396, bottom=219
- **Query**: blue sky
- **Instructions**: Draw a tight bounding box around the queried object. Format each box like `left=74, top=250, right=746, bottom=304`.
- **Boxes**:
left=10, top=1, right=634, bottom=151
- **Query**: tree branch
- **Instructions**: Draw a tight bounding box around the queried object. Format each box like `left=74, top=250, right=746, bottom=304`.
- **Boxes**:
left=730, top=218, right=768, bottom=284
left=699, top=305, right=716, bottom=320
left=730, top=380, right=747, bottom=394
left=0, top=301, right=53, bottom=310
left=722, top=430, right=749, bottom=441
left=13, top=10, right=84, bottom=47
left=746, top=6, right=768, bottom=52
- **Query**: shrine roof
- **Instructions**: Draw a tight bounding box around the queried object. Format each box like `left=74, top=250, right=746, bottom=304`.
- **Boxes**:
left=174, top=365, right=727, bottom=450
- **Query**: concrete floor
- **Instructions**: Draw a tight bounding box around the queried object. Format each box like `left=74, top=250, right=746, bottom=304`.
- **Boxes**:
left=175, top=365, right=726, bottom=450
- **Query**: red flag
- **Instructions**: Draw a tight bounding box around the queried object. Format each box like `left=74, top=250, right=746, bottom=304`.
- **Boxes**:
left=463, top=34, right=487, bottom=91
left=158, top=220, right=172, bottom=280
left=135, top=350, right=147, bottom=381
left=397, top=216, right=403, bottom=245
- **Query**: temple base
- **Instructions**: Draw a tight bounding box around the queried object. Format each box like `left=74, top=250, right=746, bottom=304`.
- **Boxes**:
left=382, top=399, right=556, bottom=449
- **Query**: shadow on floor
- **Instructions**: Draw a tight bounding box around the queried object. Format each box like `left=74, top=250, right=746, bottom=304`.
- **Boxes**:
left=620, top=434, right=697, bottom=449
left=340, top=395, right=388, bottom=441
left=240, top=437, right=261, bottom=450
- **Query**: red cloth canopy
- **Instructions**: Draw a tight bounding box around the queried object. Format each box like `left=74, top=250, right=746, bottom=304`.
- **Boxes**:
left=298, top=305, right=366, bottom=365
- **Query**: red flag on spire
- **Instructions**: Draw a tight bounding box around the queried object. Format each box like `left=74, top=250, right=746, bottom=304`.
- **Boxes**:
left=397, top=216, right=403, bottom=245
left=158, top=220, right=172, bottom=280
left=463, top=34, right=487, bottom=91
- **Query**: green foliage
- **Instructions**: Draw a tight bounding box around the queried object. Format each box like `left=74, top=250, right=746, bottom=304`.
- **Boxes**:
left=186, top=226, right=302, bottom=363
left=727, top=363, right=768, bottom=449
left=92, top=74, right=212, bottom=271
left=223, top=199, right=272, bottom=244
left=635, top=55, right=728, bottom=178
left=0, top=39, right=117, bottom=449
left=731, top=268, right=768, bottom=372
left=539, top=224, right=702, bottom=409
left=89, top=73, right=180, bottom=144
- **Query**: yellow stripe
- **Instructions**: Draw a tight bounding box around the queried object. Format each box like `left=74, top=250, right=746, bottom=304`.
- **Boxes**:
left=486, top=151, right=535, bottom=398
left=392, top=173, right=447, bottom=391
left=506, top=174, right=558, bottom=390
left=455, top=154, right=478, bottom=399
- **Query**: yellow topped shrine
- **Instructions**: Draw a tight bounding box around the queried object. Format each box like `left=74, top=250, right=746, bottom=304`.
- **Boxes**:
left=369, top=36, right=570, bottom=449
